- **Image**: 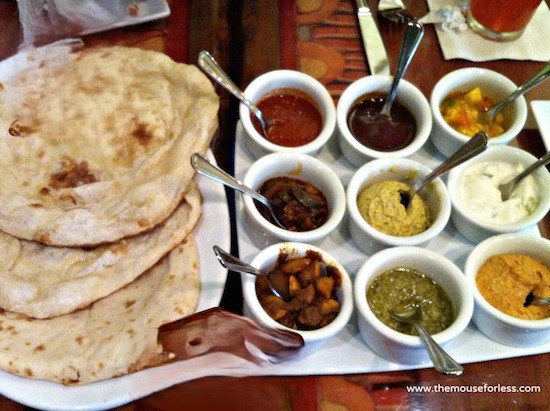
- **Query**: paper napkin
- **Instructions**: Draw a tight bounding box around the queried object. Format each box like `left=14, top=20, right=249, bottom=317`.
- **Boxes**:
left=16, top=0, right=170, bottom=48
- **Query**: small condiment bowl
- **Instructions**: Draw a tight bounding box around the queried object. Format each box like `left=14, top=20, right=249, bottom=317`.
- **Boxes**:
left=242, top=152, right=346, bottom=244
left=464, top=233, right=550, bottom=347
left=336, top=75, right=432, bottom=167
left=447, top=145, right=550, bottom=244
left=354, top=246, right=474, bottom=365
left=346, top=157, right=451, bottom=251
left=431, top=68, right=527, bottom=158
left=240, top=69, right=336, bottom=159
left=243, top=242, right=354, bottom=358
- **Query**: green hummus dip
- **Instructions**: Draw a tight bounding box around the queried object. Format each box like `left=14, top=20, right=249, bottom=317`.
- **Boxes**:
left=357, top=180, right=431, bottom=236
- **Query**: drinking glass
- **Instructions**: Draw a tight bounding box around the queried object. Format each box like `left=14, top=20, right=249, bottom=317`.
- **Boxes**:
left=467, top=0, right=543, bottom=42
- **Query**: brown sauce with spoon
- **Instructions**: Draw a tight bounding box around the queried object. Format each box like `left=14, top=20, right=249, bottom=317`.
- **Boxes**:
left=347, top=92, right=416, bottom=152
left=255, top=176, right=328, bottom=232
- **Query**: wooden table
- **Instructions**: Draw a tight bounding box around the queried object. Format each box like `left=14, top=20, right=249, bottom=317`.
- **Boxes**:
left=0, top=1, right=548, bottom=409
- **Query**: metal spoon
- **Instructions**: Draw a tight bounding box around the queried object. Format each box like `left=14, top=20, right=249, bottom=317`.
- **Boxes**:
left=380, top=19, right=424, bottom=117
left=480, top=62, right=550, bottom=126
left=497, top=151, right=550, bottom=201
left=389, top=303, right=463, bottom=376
left=400, top=131, right=489, bottom=208
left=213, top=246, right=291, bottom=301
left=524, top=292, right=550, bottom=307
left=198, top=50, right=272, bottom=137
left=190, top=153, right=286, bottom=229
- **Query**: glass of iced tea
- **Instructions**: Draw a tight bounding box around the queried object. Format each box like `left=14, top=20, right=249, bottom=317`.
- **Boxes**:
left=467, top=0, right=542, bottom=41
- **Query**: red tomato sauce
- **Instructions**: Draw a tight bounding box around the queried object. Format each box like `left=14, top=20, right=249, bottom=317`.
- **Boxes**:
left=252, top=88, right=323, bottom=147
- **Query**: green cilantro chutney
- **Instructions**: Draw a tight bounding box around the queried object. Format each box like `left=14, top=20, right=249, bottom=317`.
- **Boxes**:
left=367, top=268, right=454, bottom=336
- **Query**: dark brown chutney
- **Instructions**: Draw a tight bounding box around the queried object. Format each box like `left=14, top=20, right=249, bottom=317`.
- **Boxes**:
left=252, top=88, right=323, bottom=147
left=347, top=92, right=416, bottom=152
left=256, top=250, right=342, bottom=330
left=256, top=176, right=328, bottom=231
left=367, top=268, right=454, bottom=336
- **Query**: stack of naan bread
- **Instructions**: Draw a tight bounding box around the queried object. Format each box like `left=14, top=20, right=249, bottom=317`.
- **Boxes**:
left=0, top=45, right=219, bottom=384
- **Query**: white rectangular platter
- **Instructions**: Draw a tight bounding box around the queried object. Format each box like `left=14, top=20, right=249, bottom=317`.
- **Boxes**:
left=531, top=100, right=550, bottom=151
left=233, top=120, right=550, bottom=375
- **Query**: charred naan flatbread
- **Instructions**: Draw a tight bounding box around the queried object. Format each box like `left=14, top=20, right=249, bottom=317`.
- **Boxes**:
left=0, top=235, right=200, bottom=385
left=0, top=181, right=201, bottom=319
left=0, top=46, right=218, bottom=246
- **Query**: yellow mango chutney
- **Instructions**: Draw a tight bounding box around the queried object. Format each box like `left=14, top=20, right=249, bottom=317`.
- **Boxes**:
left=440, top=87, right=507, bottom=137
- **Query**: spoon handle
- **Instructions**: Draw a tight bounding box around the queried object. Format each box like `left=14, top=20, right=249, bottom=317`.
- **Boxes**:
left=414, top=131, right=488, bottom=193
left=510, top=151, right=550, bottom=187
left=190, top=153, right=270, bottom=209
left=213, top=246, right=265, bottom=277
left=198, top=51, right=259, bottom=116
left=381, top=20, right=424, bottom=116
left=413, top=323, right=464, bottom=376
left=531, top=296, right=550, bottom=306
left=213, top=246, right=288, bottom=300
left=491, top=62, right=550, bottom=116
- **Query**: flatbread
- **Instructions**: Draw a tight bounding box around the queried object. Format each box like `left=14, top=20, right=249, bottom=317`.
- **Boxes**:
left=0, top=235, right=200, bottom=385
left=0, top=180, right=202, bottom=319
left=0, top=45, right=219, bottom=246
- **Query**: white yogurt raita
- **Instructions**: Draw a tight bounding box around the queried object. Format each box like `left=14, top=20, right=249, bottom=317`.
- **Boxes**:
left=458, top=161, right=540, bottom=224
